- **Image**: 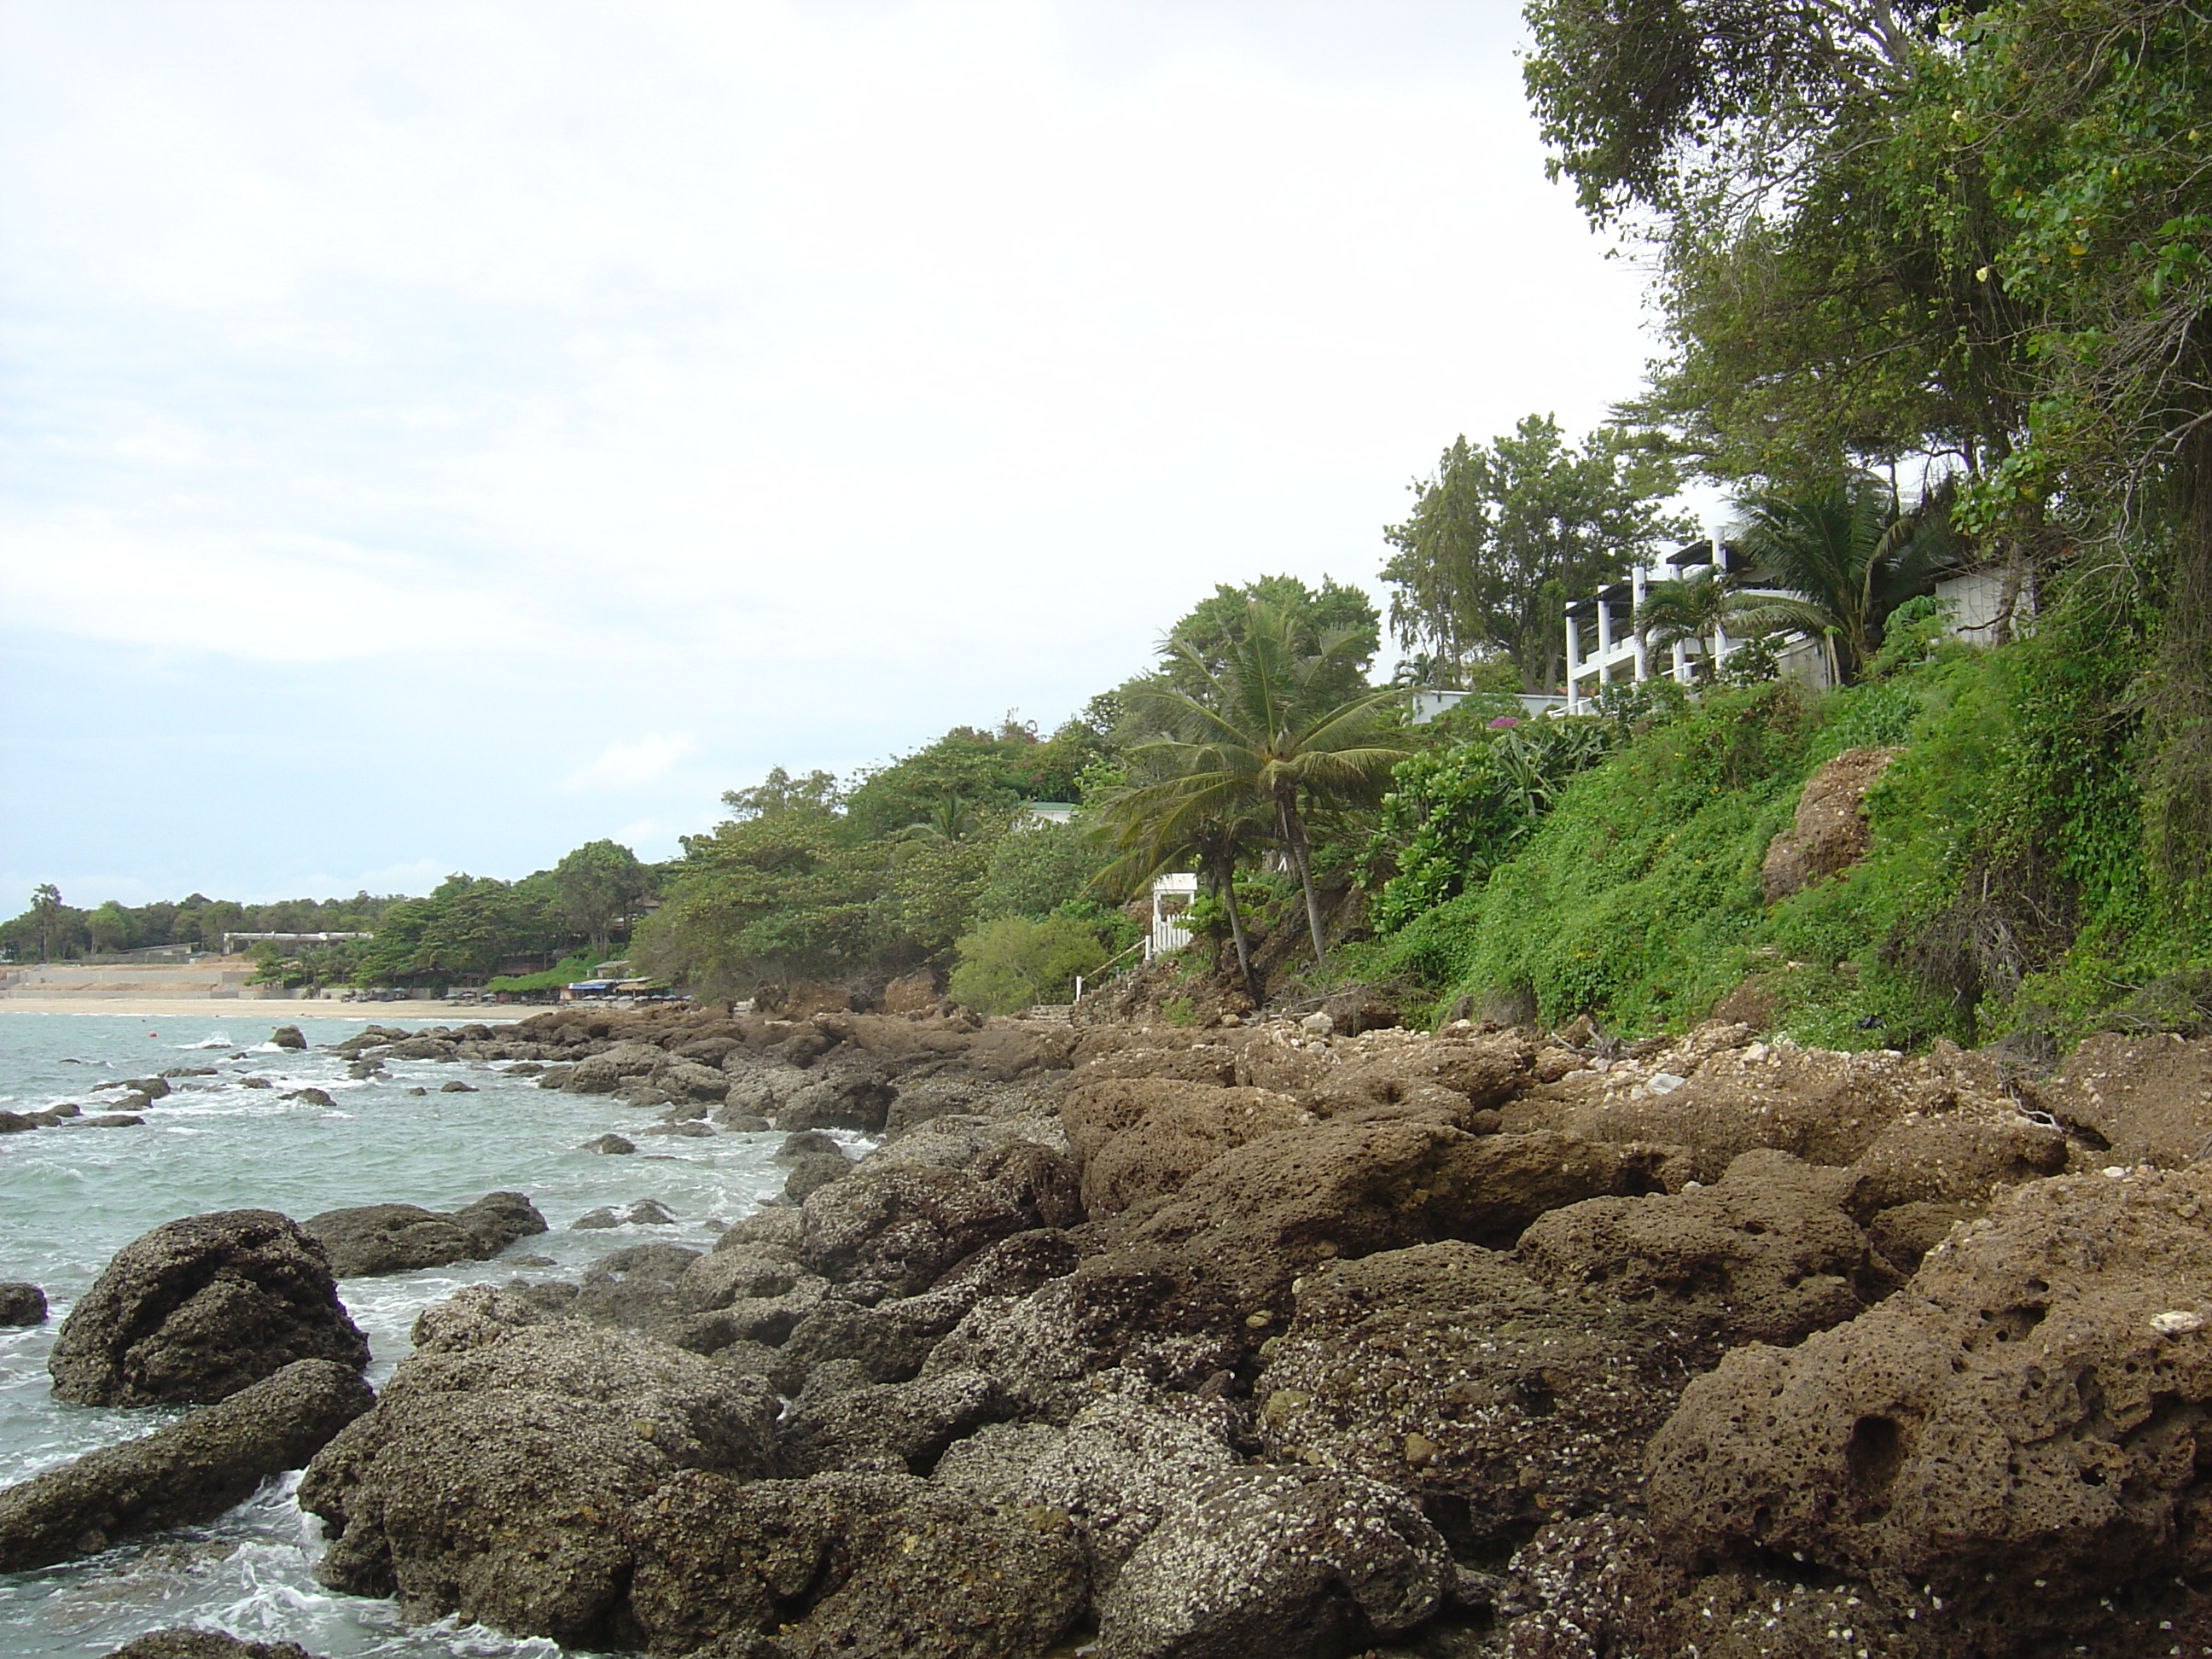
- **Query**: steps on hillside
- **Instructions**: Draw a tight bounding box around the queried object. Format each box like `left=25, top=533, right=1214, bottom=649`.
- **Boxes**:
left=1025, top=1004, right=1075, bottom=1026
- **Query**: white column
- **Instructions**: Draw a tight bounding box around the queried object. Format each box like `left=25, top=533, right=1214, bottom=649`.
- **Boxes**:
left=1673, top=639, right=1690, bottom=684
left=1565, top=612, right=1582, bottom=713
left=1631, top=566, right=1650, bottom=681
left=1596, top=596, right=1613, bottom=657
left=1708, top=533, right=1731, bottom=666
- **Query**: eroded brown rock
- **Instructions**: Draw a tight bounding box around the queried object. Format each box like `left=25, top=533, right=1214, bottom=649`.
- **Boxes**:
left=1647, top=1165, right=2212, bottom=1652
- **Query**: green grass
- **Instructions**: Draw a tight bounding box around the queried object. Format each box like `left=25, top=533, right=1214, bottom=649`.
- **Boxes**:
left=1346, top=632, right=2208, bottom=1051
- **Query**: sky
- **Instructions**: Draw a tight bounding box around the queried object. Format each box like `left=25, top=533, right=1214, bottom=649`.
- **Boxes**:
left=0, top=0, right=1691, bottom=906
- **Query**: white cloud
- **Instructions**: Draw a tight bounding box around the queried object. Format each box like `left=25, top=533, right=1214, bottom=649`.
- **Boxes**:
left=565, top=734, right=697, bottom=792
left=0, top=1, right=1695, bottom=902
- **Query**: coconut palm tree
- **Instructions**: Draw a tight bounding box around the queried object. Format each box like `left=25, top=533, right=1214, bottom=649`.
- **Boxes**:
left=1726, top=475, right=1955, bottom=683
left=1121, top=601, right=1414, bottom=966
left=1087, top=783, right=1270, bottom=1003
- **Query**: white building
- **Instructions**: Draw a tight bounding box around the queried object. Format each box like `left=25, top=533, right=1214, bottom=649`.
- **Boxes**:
left=1561, top=536, right=2023, bottom=712
left=1148, top=872, right=1197, bottom=958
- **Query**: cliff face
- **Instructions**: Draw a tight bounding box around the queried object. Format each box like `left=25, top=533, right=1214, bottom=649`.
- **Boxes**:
left=105, top=1001, right=2212, bottom=1656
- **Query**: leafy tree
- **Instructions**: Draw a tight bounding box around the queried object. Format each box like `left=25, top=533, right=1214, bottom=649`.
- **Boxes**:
left=843, top=725, right=1067, bottom=842
left=1366, top=719, right=1621, bottom=931
left=86, top=900, right=134, bottom=955
left=946, top=915, right=1109, bottom=1014
left=723, top=767, right=844, bottom=820
left=974, top=818, right=1115, bottom=923
left=550, top=839, right=651, bottom=959
left=632, top=813, right=881, bottom=996
left=350, top=876, right=559, bottom=987
left=1121, top=600, right=1414, bottom=964
left=1088, top=777, right=1272, bottom=1000
left=1381, top=417, right=1695, bottom=692
left=30, top=884, right=61, bottom=962
left=1922, top=0, right=2212, bottom=888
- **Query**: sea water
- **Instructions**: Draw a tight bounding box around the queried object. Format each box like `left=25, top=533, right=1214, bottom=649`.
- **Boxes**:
left=0, top=1010, right=817, bottom=1658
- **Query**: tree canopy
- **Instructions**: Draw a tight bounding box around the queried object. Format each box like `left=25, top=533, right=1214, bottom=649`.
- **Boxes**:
left=1380, top=416, right=1694, bottom=692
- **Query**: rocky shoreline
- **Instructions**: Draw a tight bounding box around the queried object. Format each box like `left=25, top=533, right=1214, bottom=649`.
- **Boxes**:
left=9, top=999, right=2212, bottom=1657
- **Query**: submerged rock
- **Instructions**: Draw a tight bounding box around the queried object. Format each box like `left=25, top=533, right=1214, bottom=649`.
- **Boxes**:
left=301, top=1192, right=546, bottom=1278
left=0, top=1359, right=373, bottom=1570
left=0, top=1283, right=46, bottom=1324
left=103, top=1633, right=319, bottom=1659
left=49, top=1210, right=370, bottom=1406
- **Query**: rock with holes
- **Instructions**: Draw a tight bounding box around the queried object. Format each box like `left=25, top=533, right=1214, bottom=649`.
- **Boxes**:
left=49, top=1210, right=370, bottom=1406
left=775, top=1369, right=1005, bottom=1475
left=1060, top=1079, right=1311, bottom=1218
left=2034, top=1031, right=2212, bottom=1169
left=796, top=1143, right=1080, bottom=1295
left=1646, top=1165, right=2212, bottom=1654
left=1114, top=1121, right=1662, bottom=1315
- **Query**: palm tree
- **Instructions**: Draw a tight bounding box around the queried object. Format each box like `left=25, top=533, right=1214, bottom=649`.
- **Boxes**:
left=1088, top=781, right=1270, bottom=1003
left=1726, top=475, right=1954, bottom=683
left=1122, top=601, right=1414, bottom=966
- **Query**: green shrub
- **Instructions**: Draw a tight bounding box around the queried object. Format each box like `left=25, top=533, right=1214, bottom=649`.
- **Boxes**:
left=946, top=915, right=1109, bottom=1014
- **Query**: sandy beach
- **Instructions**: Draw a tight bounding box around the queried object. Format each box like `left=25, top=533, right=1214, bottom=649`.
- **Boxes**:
left=0, top=998, right=525, bottom=1021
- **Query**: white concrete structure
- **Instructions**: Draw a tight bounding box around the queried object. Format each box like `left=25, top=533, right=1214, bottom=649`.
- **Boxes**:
left=1563, top=537, right=2025, bottom=711
left=1148, top=872, right=1198, bottom=958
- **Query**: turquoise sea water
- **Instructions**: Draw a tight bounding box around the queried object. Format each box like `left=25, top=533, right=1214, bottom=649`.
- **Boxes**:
left=0, top=1010, right=804, bottom=1659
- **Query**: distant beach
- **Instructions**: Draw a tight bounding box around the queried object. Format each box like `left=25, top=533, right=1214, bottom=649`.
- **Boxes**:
left=0, top=998, right=521, bottom=1020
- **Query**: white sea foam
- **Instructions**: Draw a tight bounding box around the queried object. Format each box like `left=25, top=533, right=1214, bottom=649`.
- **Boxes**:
left=0, top=1008, right=785, bottom=1656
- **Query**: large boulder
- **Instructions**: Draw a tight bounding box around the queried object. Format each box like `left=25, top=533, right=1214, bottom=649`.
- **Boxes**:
left=776, top=1369, right=1005, bottom=1475
left=1645, top=1165, right=2212, bottom=1654
left=934, top=1393, right=1237, bottom=1592
left=1095, top=1465, right=1452, bottom=1659
left=796, top=1142, right=1080, bottom=1295
left=301, top=1191, right=545, bottom=1278
left=1115, top=1121, right=1661, bottom=1312
left=0, top=1359, right=372, bottom=1569
left=1761, top=745, right=1900, bottom=901
left=1062, top=1079, right=1311, bottom=1217
left=1533, top=1036, right=1970, bottom=1183
left=300, top=1318, right=778, bottom=1645
left=626, top=1468, right=1088, bottom=1658
left=49, top=1210, right=370, bottom=1406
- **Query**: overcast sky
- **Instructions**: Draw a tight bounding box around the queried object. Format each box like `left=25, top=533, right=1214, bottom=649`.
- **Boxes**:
left=0, top=0, right=1691, bottom=906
